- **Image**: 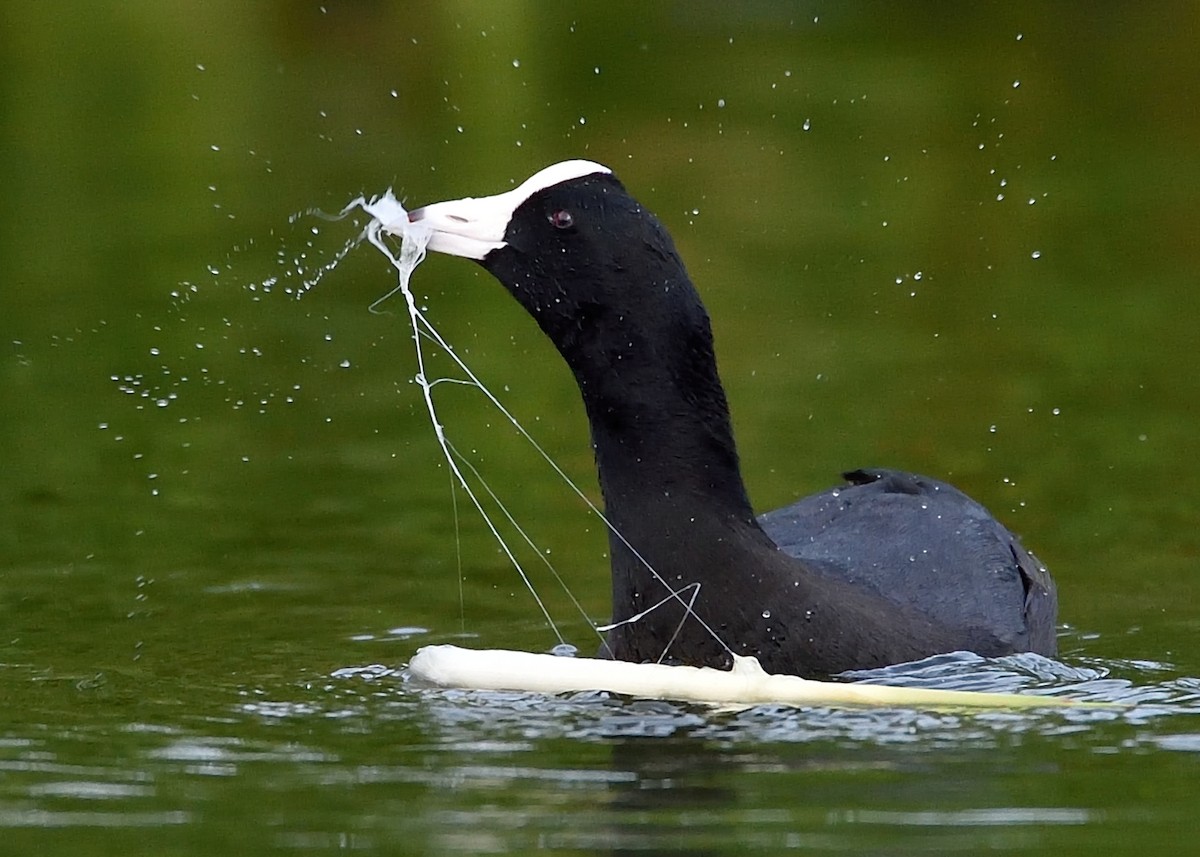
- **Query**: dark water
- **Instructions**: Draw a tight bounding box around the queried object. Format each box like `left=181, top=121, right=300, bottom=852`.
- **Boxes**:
left=3, top=4, right=1199, bottom=854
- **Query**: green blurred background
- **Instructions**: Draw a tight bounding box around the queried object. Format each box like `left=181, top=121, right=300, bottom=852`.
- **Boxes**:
left=1, top=3, right=1198, bottom=854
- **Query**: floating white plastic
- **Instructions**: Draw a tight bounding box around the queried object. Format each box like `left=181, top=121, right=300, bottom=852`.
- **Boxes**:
left=408, top=645, right=1083, bottom=710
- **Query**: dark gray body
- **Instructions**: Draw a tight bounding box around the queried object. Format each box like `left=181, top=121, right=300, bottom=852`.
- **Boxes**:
left=759, top=468, right=1057, bottom=658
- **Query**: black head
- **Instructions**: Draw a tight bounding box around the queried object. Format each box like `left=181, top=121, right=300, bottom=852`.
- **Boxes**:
left=408, top=160, right=713, bottom=392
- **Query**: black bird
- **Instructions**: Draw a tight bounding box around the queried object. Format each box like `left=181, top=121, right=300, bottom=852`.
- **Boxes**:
left=408, top=160, right=1057, bottom=678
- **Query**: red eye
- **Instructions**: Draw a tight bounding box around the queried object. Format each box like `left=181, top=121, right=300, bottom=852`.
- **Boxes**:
left=549, top=209, right=574, bottom=229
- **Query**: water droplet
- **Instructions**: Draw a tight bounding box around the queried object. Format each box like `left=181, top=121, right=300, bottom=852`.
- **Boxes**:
left=761, top=610, right=772, bottom=619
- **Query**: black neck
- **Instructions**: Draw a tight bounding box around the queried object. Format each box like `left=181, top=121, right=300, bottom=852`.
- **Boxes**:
left=561, top=307, right=781, bottom=643
left=570, top=307, right=757, bottom=533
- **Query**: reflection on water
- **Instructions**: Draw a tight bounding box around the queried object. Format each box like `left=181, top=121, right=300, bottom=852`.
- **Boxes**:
left=3, top=643, right=1199, bottom=853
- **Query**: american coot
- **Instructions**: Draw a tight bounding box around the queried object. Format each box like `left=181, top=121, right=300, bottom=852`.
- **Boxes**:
left=408, top=160, right=1057, bottom=678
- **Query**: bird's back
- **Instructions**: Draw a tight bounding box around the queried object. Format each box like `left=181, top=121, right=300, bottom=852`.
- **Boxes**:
left=758, top=468, right=1058, bottom=656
